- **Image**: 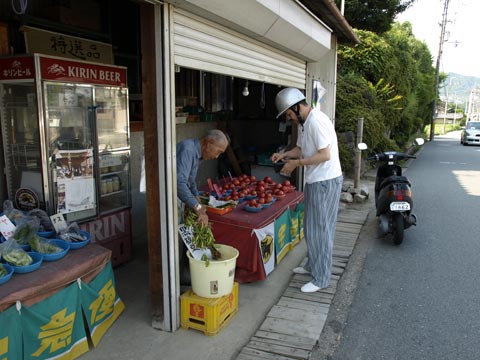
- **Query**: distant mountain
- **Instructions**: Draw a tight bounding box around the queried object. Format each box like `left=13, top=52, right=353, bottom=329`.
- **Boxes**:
left=444, top=73, right=480, bottom=108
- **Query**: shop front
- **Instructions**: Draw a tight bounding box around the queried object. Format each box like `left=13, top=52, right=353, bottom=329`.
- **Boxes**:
left=152, top=0, right=359, bottom=331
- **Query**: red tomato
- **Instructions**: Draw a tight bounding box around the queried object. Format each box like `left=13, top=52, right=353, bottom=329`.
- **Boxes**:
left=250, top=175, right=256, bottom=181
left=258, top=198, right=265, bottom=204
left=275, top=183, right=283, bottom=189
left=257, top=185, right=265, bottom=192
left=265, top=196, right=273, bottom=203
left=258, top=192, right=266, bottom=198
left=282, top=180, right=291, bottom=186
left=250, top=190, right=257, bottom=196
left=232, top=195, right=239, bottom=201
left=275, top=190, right=284, bottom=196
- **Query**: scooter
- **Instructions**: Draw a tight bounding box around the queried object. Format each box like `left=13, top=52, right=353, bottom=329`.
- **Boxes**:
left=358, top=138, right=424, bottom=245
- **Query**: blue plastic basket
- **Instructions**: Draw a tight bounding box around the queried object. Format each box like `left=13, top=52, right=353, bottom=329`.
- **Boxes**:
left=68, top=231, right=91, bottom=250
left=243, top=204, right=263, bottom=213
left=41, top=239, right=70, bottom=262
left=38, top=230, right=56, bottom=238
left=9, top=251, right=43, bottom=274
left=0, top=264, right=14, bottom=285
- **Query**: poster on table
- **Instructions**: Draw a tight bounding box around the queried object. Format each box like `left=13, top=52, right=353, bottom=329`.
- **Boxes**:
left=54, top=149, right=96, bottom=214
left=20, top=282, right=89, bottom=360
left=80, top=263, right=125, bottom=347
left=253, top=222, right=275, bottom=276
left=298, top=202, right=305, bottom=240
left=290, top=202, right=305, bottom=248
left=274, top=209, right=291, bottom=263
left=0, top=305, right=23, bottom=360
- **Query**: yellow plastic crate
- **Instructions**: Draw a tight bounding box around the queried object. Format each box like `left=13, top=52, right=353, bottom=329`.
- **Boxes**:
left=180, top=282, right=238, bottom=336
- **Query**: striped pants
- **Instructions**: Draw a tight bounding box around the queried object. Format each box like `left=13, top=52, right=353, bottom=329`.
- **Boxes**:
left=303, top=175, right=343, bottom=288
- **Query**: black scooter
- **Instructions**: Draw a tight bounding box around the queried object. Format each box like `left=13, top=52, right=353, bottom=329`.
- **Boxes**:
left=359, top=138, right=424, bottom=244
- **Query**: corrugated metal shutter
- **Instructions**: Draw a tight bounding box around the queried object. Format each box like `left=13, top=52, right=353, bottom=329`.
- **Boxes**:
left=173, top=9, right=306, bottom=89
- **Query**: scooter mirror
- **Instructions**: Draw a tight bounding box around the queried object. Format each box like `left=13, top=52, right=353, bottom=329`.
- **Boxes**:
left=415, top=138, right=425, bottom=146
left=357, top=143, right=368, bottom=151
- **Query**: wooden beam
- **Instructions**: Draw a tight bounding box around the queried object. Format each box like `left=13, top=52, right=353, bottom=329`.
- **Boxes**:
left=140, top=2, right=163, bottom=322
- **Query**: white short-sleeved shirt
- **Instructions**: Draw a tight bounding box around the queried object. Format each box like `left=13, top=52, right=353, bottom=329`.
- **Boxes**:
left=296, top=108, right=342, bottom=183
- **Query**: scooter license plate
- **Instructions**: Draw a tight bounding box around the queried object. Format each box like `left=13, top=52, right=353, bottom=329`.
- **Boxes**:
left=390, top=202, right=410, bottom=211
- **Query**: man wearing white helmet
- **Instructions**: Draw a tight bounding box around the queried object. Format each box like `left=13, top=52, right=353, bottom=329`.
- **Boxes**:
left=271, top=87, right=343, bottom=293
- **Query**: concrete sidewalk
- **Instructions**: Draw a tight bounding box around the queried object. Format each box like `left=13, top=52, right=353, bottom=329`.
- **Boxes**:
left=80, top=179, right=375, bottom=360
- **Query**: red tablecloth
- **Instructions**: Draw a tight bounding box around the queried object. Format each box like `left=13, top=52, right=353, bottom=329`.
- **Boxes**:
left=208, top=190, right=304, bottom=283
left=0, top=243, right=111, bottom=312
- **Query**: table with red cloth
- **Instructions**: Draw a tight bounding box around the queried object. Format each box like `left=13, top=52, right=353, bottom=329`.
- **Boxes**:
left=208, top=190, right=304, bottom=283
left=0, top=243, right=111, bottom=312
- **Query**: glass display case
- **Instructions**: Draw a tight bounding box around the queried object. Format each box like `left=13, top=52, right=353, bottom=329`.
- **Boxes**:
left=0, top=54, right=131, bottom=227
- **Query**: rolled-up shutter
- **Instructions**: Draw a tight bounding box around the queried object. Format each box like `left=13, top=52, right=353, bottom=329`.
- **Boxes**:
left=173, top=9, right=306, bottom=89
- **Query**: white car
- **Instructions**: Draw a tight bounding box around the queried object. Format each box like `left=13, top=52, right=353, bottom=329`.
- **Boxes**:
left=461, top=121, right=480, bottom=145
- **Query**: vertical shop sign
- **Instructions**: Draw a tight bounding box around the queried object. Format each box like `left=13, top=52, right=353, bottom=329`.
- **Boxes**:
left=21, top=283, right=89, bottom=360
left=253, top=222, right=275, bottom=276
left=80, top=263, right=125, bottom=347
left=274, top=209, right=291, bottom=263
left=0, top=305, right=23, bottom=360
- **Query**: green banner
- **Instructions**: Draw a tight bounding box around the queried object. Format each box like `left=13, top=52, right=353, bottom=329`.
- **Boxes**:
left=21, top=282, right=89, bottom=360
left=0, top=305, right=23, bottom=360
left=80, top=263, right=125, bottom=347
left=274, top=208, right=291, bottom=263
left=290, top=202, right=305, bottom=248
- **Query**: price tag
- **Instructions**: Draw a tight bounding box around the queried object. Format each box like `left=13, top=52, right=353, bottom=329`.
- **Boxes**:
left=213, top=184, right=223, bottom=199
left=0, top=215, right=16, bottom=240
left=50, top=213, right=68, bottom=233
left=207, top=178, right=214, bottom=192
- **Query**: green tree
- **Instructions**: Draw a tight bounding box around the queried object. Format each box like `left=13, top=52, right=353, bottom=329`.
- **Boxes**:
left=335, top=0, right=415, bottom=34
left=335, top=24, right=435, bottom=170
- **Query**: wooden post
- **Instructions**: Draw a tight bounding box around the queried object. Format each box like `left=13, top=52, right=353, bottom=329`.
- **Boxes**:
left=354, top=117, right=364, bottom=190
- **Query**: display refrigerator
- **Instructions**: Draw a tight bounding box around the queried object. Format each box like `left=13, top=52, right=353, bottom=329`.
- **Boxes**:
left=0, top=54, right=132, bottom=266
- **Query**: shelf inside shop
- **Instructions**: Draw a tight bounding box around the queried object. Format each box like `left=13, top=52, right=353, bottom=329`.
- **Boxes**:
left=100, top=190, right=125, bottom=198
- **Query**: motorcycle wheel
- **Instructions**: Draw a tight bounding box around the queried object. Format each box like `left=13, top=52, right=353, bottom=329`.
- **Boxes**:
left=392, top=212, right=404, bottom=245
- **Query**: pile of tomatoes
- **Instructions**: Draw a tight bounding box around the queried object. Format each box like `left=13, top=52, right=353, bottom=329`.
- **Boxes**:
left=211, top=174, right=295, bottom=212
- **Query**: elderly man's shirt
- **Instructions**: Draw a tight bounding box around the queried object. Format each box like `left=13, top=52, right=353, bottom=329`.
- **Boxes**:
left=176, top=138, right=202, bottom=208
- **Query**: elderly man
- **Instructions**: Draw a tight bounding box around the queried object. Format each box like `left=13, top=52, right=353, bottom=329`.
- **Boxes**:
left=177, top=129, right=229, bottom=225
left=177, top=129, right=229, bottom=284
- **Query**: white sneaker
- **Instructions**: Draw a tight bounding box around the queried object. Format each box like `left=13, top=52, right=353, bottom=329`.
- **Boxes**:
left=293, top=267, right=310, bottom=274
left=301, top=282, right=321, bottom=293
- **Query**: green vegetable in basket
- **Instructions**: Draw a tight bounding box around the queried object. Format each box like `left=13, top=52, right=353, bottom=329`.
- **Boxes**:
left=4, top=249, right=33, bottom=266
left=13, top=223, right=38, bottom=245
left=184, top=209, right=221, bottom=266
left=0, top=264, right=7, bottom=277
left=29, top=237, right=62, bottom=254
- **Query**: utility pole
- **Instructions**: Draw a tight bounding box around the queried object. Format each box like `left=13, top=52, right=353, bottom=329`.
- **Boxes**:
left=430, top=0, right=450, bottom=141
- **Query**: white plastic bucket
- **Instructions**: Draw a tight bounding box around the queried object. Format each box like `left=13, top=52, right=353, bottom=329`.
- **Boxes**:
left=187, top=244, right=239, bottom=298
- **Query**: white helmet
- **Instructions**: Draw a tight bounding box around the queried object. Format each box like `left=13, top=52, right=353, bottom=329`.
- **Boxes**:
left=275, top=87, right=306, bottom=118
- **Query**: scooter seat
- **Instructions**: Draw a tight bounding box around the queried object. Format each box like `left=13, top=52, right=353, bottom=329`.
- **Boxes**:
left=379, top=175, right=410, bottom=189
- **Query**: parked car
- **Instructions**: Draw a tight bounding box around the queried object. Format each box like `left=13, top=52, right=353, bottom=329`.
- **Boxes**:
left=461, top=121, right=480, bottom=145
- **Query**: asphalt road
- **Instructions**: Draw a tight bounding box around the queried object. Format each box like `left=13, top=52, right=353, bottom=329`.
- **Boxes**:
left=313, top=131, right=480, bottom=360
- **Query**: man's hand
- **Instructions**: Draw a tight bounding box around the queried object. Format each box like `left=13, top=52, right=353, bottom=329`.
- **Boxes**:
left=193, top=203, right=209, bottom=226
left=271, top=152, right=285, bottom=163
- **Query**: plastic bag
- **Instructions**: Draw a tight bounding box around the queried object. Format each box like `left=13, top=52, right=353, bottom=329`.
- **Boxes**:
left=3, top=200, right=26, bottom=222
left=58, top=222, right=88, bottom=243
left=0, top=238, right=33, bottom=266
left=29, top=236, right=62, bottom=254
left=26, top=209, right=55, bottom=232
left=12, top=220, right=39, bottom=245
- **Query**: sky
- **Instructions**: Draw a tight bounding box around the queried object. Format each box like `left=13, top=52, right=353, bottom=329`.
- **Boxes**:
left=396, top=0, right=480, bottom=78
